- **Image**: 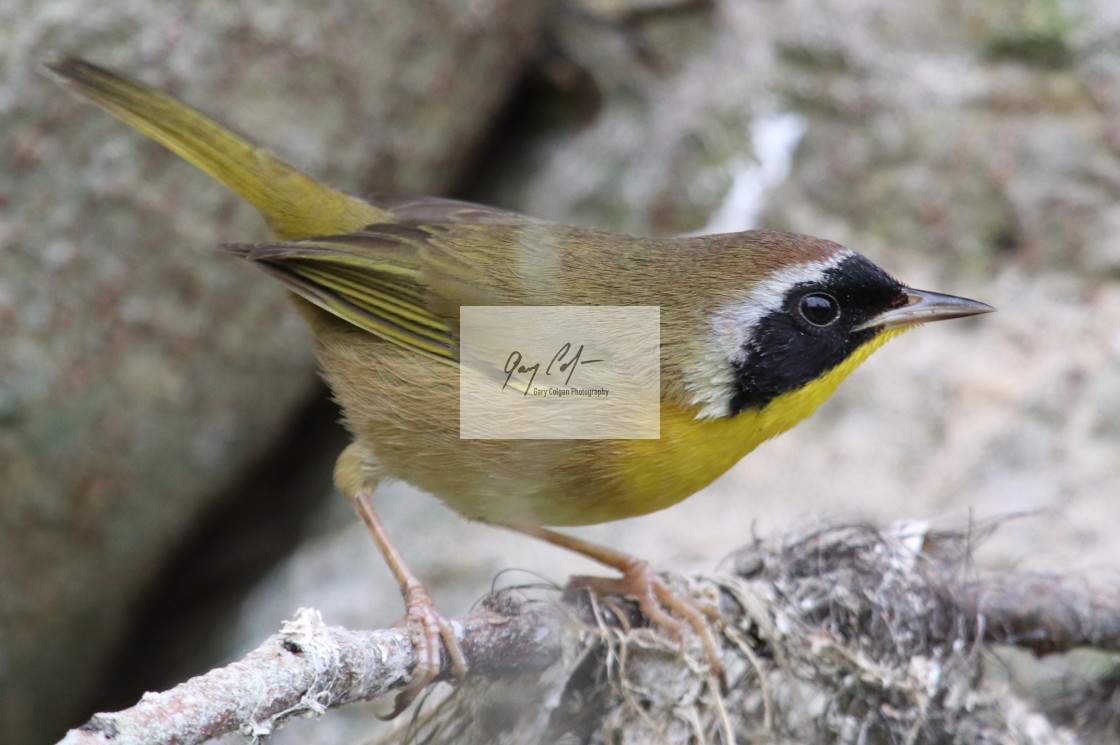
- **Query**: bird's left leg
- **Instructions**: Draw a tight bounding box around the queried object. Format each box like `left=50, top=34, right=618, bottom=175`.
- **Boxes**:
left=336, top=443, right=467, bottom=716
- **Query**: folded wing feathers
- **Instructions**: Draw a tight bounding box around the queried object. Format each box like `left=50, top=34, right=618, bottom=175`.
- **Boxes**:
left=222, top=228, right=461, bottom=364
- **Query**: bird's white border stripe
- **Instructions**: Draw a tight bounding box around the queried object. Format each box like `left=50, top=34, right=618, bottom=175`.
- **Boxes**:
left=686, top=250, right=855, bottom=419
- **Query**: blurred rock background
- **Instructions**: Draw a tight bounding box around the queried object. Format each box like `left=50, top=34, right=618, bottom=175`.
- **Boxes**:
left=3, top=0, right=1119, bottom=743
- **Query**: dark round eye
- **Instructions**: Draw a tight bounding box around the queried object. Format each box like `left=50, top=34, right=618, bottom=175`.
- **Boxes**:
left=798, top=292, right=840, bottom=327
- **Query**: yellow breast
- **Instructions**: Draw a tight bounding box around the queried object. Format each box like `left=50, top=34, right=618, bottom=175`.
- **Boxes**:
left=585, top=329, right=904, bottom=524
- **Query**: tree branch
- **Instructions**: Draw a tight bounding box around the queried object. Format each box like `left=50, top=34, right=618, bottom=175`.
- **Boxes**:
left=57, top=599, right=565, bottom=745
left=957, top=573, right=1120, bottom=654
left=55, top=524, right=1120, bottom=745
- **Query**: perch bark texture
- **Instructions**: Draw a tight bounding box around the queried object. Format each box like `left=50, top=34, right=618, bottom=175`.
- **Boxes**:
left=59, top=525, right=1120, bottom=745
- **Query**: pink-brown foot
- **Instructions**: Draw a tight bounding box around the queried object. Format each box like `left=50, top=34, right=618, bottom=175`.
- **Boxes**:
left=383, top=583, right=468, bottom=719
left=569, top=557, right=726, bottom=689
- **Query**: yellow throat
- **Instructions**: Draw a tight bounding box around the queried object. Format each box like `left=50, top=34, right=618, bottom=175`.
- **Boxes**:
left=602, top=328, right=907, bottom=523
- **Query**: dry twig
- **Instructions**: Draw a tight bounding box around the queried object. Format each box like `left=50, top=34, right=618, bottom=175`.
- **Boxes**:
left=56, top=523, right=1120, bottom=745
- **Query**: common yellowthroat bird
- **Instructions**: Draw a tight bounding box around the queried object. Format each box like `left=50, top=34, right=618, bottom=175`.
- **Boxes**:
left=48, top=57, right=993, bottom=714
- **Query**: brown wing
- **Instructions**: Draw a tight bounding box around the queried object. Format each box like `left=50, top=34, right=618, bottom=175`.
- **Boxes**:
left=222, top=204, right=565, bottom=365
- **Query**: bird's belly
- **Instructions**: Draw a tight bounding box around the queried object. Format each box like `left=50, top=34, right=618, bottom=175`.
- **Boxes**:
left=371, top=424, right=752, bottom=528
left=313, top=322, right=844, bottom=527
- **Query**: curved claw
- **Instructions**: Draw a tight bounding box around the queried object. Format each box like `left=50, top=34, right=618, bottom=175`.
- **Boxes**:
left=347, top=485, right=468, bottom=718
left=489, top=522, right=727, bottom=691
left=570, top=558, right=727, bottom=690
left=383, top=583, right=468, bottom=719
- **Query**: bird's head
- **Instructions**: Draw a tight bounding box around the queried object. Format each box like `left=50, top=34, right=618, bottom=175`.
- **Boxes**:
left=681, top=231, right=993, bottom=419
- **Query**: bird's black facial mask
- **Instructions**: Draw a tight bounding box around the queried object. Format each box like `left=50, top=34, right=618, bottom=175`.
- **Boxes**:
left=728, top=254, right=907, bottom=416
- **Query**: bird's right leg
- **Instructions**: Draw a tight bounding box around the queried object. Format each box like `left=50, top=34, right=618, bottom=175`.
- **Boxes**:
left=487, top=522, right=726, bottom=686
left=334, top=442, right=467, bottom=717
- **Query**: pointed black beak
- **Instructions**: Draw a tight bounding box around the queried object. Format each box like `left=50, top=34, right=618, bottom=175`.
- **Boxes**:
left=853, top=289, right=995, bottom=332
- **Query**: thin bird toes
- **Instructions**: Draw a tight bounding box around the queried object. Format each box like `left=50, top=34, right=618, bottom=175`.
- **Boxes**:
left=383, top=586, right=468, bottom=719
left=567, top=564, right=726, bottom=689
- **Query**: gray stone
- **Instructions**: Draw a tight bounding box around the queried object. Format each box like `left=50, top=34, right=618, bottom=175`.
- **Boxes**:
left=2, top=1, right=546, bottom=743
